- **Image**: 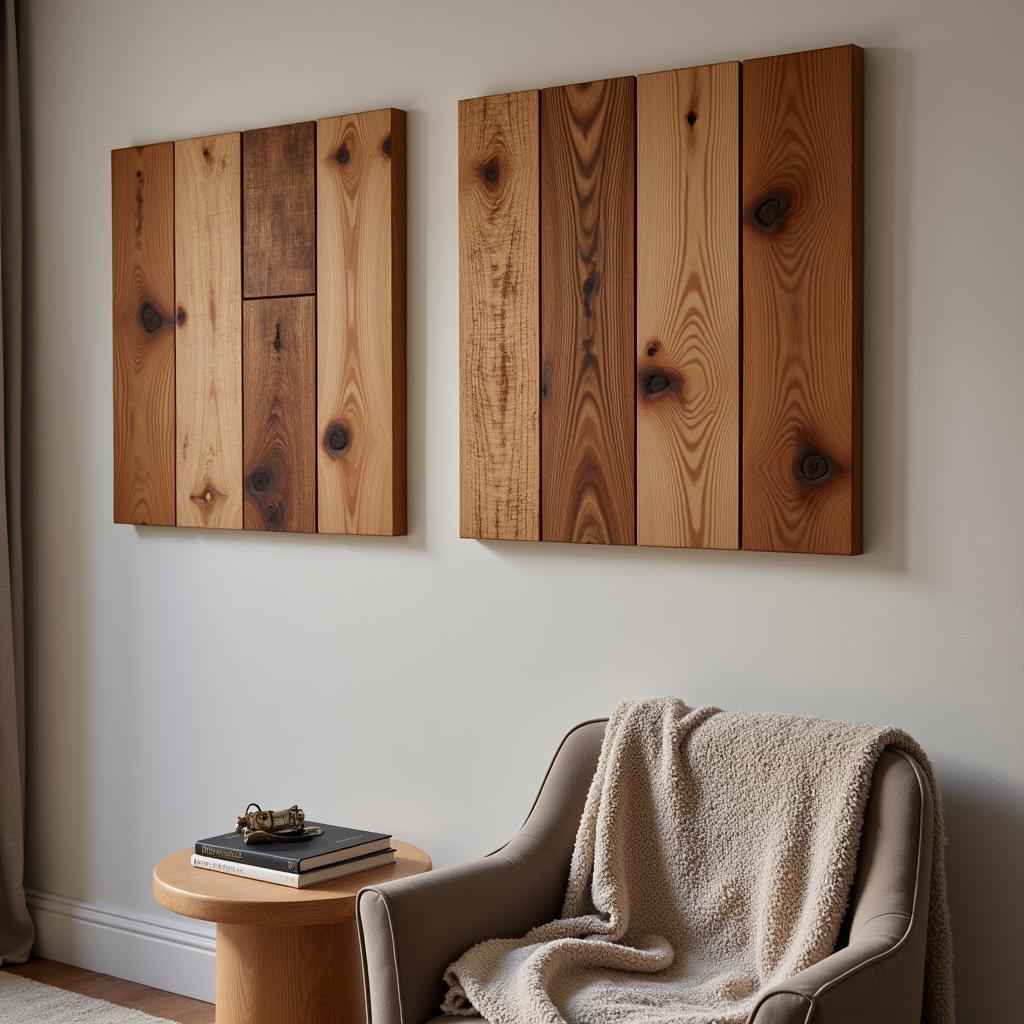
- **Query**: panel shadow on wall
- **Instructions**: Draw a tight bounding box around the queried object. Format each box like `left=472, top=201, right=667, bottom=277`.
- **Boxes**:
left=458, top=44, right=863, bottom=555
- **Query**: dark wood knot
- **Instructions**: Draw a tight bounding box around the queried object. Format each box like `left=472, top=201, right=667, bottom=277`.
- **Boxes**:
left=273, top=323, right=282, bottom=352
left=264, top=503, right=281, bottom=526
left=753, top=194, right=789, bottom=231
left=324, top=422, right=351, bottom=456
left=796, top=449, right=832, bottom=485
left=641, top=368, right=680, bottom=399
left=176, top=307, right=187, bottom=326
left=250, top=469, right=271, bottom=493
left=646, top=341, right=659, bottom=358
left=336, top=143, right=350, bottom=164
left=686, top=111, right=697, bottom=126
left=482, top=162, right=499, bottom=185
left=382, top=135, right=393, bottom=157
left=139, top=302, right=163, bottom=334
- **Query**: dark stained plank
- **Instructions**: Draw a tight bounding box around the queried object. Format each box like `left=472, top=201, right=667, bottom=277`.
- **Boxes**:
left=742, top=45, right=863, bottom=554
left=112, top=143, right=176, bottom=526
left=243, top=297, right=316, bottom=532
left=175, top=132, right=243, bottom=530
left=540, top=77, right=636, bottom=545
left=458, top=90, right=540, bottom=541
left=317, top=108, right=406, bottom=536
left=637, top=63, right=740, bottom=549
left=243, top=122, right=315, bottom=298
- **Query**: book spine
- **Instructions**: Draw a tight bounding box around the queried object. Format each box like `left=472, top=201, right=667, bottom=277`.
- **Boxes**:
left=191, top=853, right=299, bottom=887
left=193, top=843, right=302, bottom=873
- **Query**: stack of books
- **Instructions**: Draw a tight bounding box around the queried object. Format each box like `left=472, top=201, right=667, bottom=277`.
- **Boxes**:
left=192, top=824, right=394, bottom=889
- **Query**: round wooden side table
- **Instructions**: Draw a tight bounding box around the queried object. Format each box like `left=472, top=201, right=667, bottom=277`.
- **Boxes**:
left=154, top=840, right=431, bottom=1024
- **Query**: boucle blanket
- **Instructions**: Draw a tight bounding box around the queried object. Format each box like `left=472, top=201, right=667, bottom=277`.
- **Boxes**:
left=443, top=699, right=954, bottom=1024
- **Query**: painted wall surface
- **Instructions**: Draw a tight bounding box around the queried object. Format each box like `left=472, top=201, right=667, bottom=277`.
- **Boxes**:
left=21, top=0, right=1024, bottom=1016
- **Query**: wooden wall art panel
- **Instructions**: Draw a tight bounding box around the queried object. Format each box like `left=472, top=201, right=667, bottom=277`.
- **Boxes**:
left=111, top=108, right=406, bottom=536
left=112, top=142, right=176, bottom=526
left=458, top=90, right=540, bottom=542
left=175, top=132, right=243, bottom=530
left=458, top=44, right=862, bottom=554
left=316, top=108, right=407, bottom=537
left=742, top=45, right=863, bottom=554
left=637, top=63, right=740, bottom=550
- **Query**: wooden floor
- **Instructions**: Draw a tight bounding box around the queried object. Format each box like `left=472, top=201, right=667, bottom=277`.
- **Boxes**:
left=2, top=958, right=214, bottom=1023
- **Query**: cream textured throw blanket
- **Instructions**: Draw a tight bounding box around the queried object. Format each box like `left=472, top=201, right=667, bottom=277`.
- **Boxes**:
left=443, top=699, right=954, bottom=1024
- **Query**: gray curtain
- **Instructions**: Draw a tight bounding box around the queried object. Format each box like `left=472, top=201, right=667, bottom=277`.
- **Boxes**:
left=0, top=0, right=30, bottom=965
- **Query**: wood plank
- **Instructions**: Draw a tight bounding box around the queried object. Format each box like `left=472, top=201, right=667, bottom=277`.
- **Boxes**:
left=458, top=91, right=540, bottom=541
left=112, top=143, right=176, bottom=526
left=540, top=77, right=636, bottom=545
left=742, top=45, right=863, bottom=554
left=242, top=121, right=315, bottom=298
left=243, top=297, right=316, bottom=532
left=316, top=108, right=406, bottom=536
left=637, top=63, right=740, bottom=549
left=175, top=133, right=243, bottom=530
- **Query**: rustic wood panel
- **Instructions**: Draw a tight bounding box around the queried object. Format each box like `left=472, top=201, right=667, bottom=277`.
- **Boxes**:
left=458, top=91, right=540, bottom=541
left=112, top=143, right=176, bottom=526
left=243, top=297, right=316, bottom=533
left=242, top=122, right=315, bottom=299
left=637, top=63, right=740, bottom=549
left=540, top=78, right=636, bottom=545
left=175, top=133, right=243, bottom=530
left=316, top=108, right=406, bottom=536
left=742, top=45, right=863, bottom=554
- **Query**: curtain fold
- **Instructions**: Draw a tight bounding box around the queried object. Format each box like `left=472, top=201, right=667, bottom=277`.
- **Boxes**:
left=0, top=0, right=31, bottom=965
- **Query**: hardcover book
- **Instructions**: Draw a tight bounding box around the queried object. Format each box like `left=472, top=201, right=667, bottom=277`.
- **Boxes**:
left=191, top=848, right=396, bottom=888
left=195, top=823, right=392, bottom=873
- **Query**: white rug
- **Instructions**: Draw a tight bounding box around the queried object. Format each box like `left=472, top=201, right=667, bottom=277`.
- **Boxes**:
left=0, top=972, right=176, bottom=1022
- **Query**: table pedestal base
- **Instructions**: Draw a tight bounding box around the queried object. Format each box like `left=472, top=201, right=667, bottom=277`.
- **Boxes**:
left=215, top=920, right=364, bottom=1024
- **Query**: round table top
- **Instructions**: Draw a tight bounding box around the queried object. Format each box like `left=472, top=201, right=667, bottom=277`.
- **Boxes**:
left=153, top=839, right=431, bottom=927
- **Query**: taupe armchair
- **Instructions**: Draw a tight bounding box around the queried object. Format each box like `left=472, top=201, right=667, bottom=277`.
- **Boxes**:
left=357, top=719, right=933, bottom=1024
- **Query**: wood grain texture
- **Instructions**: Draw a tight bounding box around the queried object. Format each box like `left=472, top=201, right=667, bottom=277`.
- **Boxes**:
left=243, top=297, right=315, bottom=532
left=243, top=122, right=315, bottom=299
left=636, top=64, right=739, bottom=549
left=216, top=923, right=361, bottom=1024
left=742, top=45, right=863, bottom=554
left=152, top=841, right=431, bottom=927
left=541, top=78, right=636, bottom=545
left=317, top=108, right=406, bottom=536
left=175, top=133, right=243, bottom=529
left=458, top=91, right=540, bottom=541
left=112, top=143, right=176, bottom=526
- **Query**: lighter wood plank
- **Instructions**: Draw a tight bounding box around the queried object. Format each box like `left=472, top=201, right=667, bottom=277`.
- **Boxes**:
left=458, top=91, right=540, bottom=541
left=540, top=78, right=636, bottom=545
left=637, top=64, right=739, bottom=549
left=112, top=143, right=176, bottom=526
left=175, top=133, right=243, bottom=530
left=317, top=109, right=406, bottom=536
left=243, top=297, right=316, bottom=532
left=243, top=122, right=315, bottom=298
left=742, top=45, right=863, bottom=554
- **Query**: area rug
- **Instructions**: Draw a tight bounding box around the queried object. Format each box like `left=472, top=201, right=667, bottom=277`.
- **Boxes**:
left=0, top=972, right=176, bottom=1023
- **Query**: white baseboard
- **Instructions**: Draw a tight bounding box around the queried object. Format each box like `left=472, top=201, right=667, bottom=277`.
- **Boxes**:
left=26, top=889, right=216, bottom=1003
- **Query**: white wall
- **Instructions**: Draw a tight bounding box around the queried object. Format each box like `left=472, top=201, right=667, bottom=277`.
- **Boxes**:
left=21, top=0, right=1023, bottom=1016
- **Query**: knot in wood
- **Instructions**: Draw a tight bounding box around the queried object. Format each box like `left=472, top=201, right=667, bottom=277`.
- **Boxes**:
left=686, top=111, right=697, bottom=126
left=798, top=451, right=832, bottom=484
left=325, top=423, right=350, bottom=454
left=754, top=195, right=788, bottom=230
left=140, top=302, right=163, bottom=334
left=482, top=162, right=499, bottom=184
left=176, top=307, right=187, bottom=326
left=250, top=469, right=271, bottom=492
left=382, top=136, right=393, bottom=157
left=336, top=143, right=350, bottom=164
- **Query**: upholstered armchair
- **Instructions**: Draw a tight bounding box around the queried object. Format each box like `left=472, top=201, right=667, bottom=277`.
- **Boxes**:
left=356, top=719, right=933, bottom=1024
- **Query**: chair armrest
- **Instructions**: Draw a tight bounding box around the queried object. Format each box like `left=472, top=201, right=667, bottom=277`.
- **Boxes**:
left=749, top=913, right=921, bottom=1024
left=357, top=834, right=567, bottom=1024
